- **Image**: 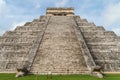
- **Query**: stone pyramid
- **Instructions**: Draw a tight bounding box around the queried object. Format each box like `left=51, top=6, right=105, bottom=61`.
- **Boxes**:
left=0, top=8, right=120, bottom=75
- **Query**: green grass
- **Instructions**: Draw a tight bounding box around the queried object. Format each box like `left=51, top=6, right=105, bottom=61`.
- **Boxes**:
left=0, top=74, right=120, bottom=80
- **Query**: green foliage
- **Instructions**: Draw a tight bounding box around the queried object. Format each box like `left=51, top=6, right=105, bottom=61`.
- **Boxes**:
left=0, top=74, right=120, bottom=80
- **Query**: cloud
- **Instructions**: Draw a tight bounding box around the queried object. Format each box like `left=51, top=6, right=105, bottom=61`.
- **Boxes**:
left=11, top=22, right=26, bottom=30
left=35, top=3, right=41, bottom=9
left=0, top=0, right=7, bottom=18
left=102, top=2, right=120, bottom=26
left=55, top=0, right=68, bottom=7
left=0, top=0, right=5, bottom=8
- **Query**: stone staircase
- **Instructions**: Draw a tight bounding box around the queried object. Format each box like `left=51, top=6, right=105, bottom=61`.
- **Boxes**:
left=30, top=16, right=88, bottom=74
left=73, top=16, right=97, bottom=71
left=74, top=16, right=120, bottom=72
left=21, top=16, right=51, bottom=71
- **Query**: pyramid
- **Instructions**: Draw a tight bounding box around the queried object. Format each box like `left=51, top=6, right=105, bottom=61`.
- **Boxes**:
left=0, top=8, right=120, bottom=75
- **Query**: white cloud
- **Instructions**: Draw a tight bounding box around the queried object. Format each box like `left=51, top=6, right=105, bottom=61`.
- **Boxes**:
left=0, top=0, right=8, bottom=18
left=55, top=0, right=68, bottom=7
left=103, top=2, right=120, bottom=26
left=0, top=0, right=5, bottom=7
left=35, top=3, right=41, bottom=9
left=11, top=22, right=26, bottom=30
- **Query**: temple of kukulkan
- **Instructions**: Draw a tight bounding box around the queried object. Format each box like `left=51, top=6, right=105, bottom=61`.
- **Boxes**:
left=0, top=7, right=120, bottom=77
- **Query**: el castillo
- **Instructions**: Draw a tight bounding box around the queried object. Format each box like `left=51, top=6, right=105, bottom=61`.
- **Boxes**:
left=0, top=7, right=120, bottom=79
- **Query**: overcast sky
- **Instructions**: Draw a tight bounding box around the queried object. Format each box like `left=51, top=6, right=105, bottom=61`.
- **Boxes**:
left=0, top=0, right=120, bottom=36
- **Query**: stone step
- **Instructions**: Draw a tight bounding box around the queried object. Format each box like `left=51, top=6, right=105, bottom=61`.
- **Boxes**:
left=31, top=68, right=88, bottom=72
left=82, top=32, right=104, bottom=36
left=87, top=42, right=117, bottom=45
left=0, top=37, right=36, bottom=43
left=31, top=67, right=88, bottom=74
left=0, top=61, right=25, bottom=70
left=88, top=46, right=118, bottom=51
left=3, top=31, right=18, bottom=37
left=96, top=26, right=105, bottom=30
left=74, top=16, right=81, bottom=22
left=31, top=64, right=87, bottom=70
left=32, top=18, right=46, bottom=23
left=0, top=50, right=28, bottom=53
left=2, top=30, right=39, bottom=37
left=80, top=27, right=105, bottom=32
left=88, top=45, right=117, bottom=50
left=82, top=32, right=116, bottom=37
left=31, top=70, right=89, bottom=75
left=0, top=42, right=32, bottom=45
left=0, top=36, right=45, bottom=41
left=15, top=26, right=44, bottom=31
left=89, top=48, right=119, bottom=53
left=83, top=36, right=116, bottom=40
left=39, top=16, right=47, bottom=21
left=0, top=44, right=31, bottom=51
left=0, top=70, right=16, bottom=73
left=81, top=19, right=88, bottom=22
left=24, top=21, right=45, bottom=26
left=104, top=31, right=117, bottom=36
left=2, top=31, right=40, bottom=37
left=92, top=52, right=120, bottom=58
left=77, top=22, right=95, bottom=26
left=85, top=38, right=117, bottom=43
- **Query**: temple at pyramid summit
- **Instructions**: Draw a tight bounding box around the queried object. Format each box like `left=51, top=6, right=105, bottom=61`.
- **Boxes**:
left=0, top=7, right=120, bottom=77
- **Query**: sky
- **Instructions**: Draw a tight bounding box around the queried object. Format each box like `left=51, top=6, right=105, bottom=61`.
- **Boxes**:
left=0, top=0, right=120, bottom=36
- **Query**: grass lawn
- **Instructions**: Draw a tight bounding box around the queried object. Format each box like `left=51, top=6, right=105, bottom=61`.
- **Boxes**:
left=0, top=74, right=120, bottom=80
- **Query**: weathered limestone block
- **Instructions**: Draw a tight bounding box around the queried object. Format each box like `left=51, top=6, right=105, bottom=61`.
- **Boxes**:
left=78, top=22, right=93, bottom=26
left=85, top=37, right=115, bottom=43
left=32, top=19, right=39, bottom=22
left=39, top=16, right=47, bottom=21
left=15, top=26, right=43, bottom=32
left=3, top=31, right=17, bottom=37
left=96, top=26, right=105, bottom=31
left=74, top=16, right=81, bottom=22
left=80, top=27, right=96, bottom=32
left=81, top=19, right=88, bottom=22
left=104, top=31, right=116, bottom=37
left=24, top=22, right=31, bottom=26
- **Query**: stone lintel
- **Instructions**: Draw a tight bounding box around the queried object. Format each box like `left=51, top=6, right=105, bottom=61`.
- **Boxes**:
left=46, top=7, right=74, bottom=16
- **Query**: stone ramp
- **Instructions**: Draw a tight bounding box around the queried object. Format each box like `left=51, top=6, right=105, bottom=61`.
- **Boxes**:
left=30, top=16, right=88, bottom=74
